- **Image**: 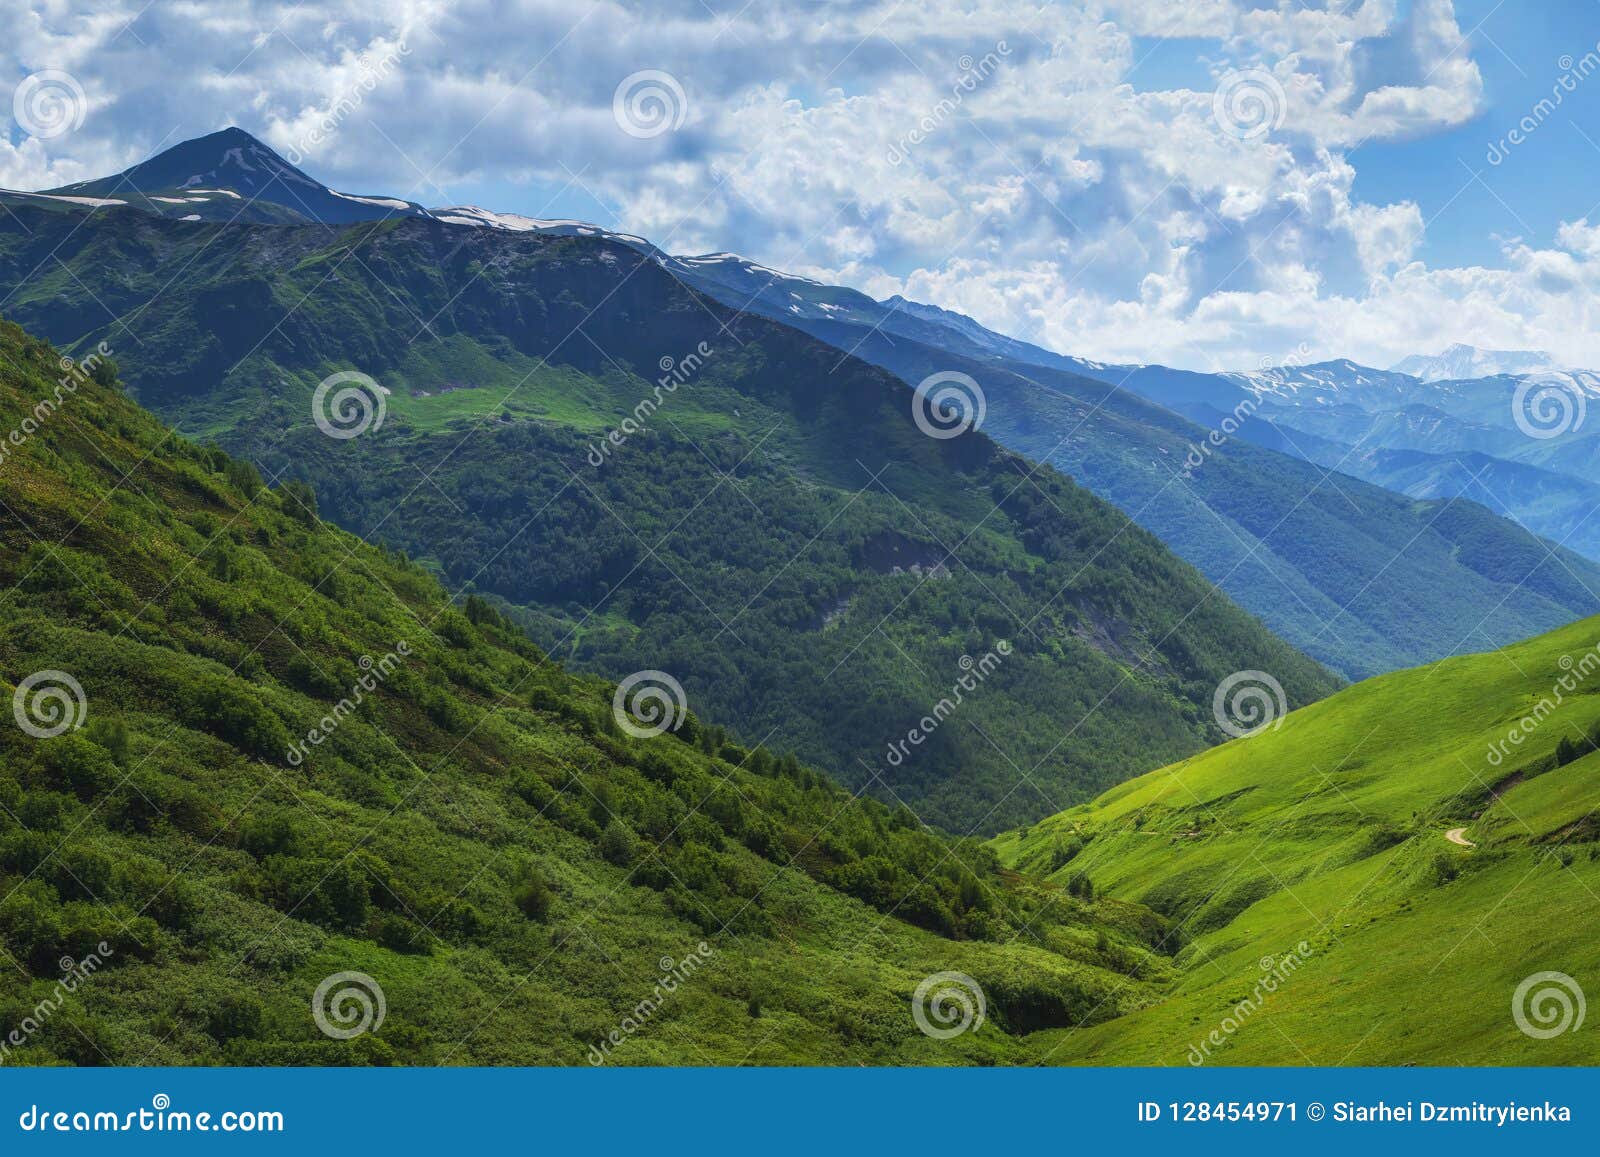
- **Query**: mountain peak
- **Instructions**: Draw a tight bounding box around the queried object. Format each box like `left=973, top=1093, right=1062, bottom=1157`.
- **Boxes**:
left=53, top=126, right=313, bottom=195
left=1391, top=343, right=1558, bottom=382
left=201, top=125, right=268, bottom=146
left=46, top=128, right=432, bottom=226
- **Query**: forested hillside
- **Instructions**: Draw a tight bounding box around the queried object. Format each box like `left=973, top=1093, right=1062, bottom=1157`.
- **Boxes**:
left=0, top=203, right=1337, bottom=832
left=0, top=320, right=1169, bottom=1064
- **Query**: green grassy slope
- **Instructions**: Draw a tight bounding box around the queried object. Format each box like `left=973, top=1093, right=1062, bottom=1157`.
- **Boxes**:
left=995, top=613, right=1600, bottom=1064
left=0, top=207, right=1338, bottom=833
left=0, top=320, right=1172, bottom=1065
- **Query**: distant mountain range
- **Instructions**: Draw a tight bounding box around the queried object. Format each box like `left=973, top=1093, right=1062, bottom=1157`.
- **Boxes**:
left=0, top=129, right=1345, bottom=834
left=5, top=129, right=1600, bottom=688
left=1103, top=355, right=1600, bottom=562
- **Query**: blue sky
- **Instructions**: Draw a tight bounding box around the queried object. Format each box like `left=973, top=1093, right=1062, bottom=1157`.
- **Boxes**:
left=5, top=0, right=1600, bottom=371
left=1352, top=0, right=1600, bottom=269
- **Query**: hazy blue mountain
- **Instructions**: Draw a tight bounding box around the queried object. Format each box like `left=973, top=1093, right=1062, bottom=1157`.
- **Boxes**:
left=1392, top=343, right=1565, bottom=382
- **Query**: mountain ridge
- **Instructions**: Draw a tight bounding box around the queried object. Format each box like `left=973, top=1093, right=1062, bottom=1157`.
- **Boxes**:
left=5, top=129, right=1600, bottom=688
left=0, top=197, right=1340, bottom=832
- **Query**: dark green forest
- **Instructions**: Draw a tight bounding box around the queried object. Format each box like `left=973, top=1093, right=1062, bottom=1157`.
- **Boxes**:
left=0, top=319, right=1172, bottom=1064
left=0, top=207, right=1336, bottom=832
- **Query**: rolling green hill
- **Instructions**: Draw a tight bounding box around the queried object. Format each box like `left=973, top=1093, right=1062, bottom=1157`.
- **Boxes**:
left=0, top=319, right=1177, bottom=1065
left=0, top=199, right=1337, bottom=834
left=2, top=312, right=1592, bottom=1066
left=995, top=610, right=1600, bottom=1064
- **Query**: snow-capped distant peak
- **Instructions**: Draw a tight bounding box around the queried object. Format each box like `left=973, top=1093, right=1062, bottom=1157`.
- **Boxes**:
left=1391, top=343, right=1561, bottom=383
left=40, top=128, right=432, bottom=225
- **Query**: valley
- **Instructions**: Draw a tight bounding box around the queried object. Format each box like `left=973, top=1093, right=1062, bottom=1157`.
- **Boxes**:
left=0, top=117, right=1596, bottom=1072
left=0, top=155, right=1339, bottom=834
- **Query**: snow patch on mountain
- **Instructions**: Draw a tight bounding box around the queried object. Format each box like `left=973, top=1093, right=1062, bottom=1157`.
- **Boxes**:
left=431, top=205, right=656, bottom=250
left=1392, top=344, right=1562, bottom=383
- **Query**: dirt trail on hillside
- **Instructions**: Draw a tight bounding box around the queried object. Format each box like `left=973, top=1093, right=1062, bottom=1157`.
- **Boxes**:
left=1445, top=827, right=1475, bottom=847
